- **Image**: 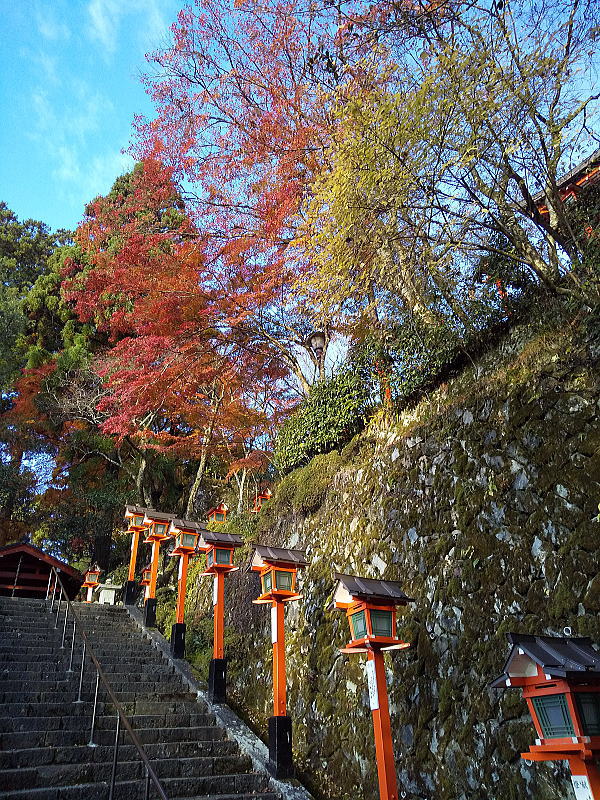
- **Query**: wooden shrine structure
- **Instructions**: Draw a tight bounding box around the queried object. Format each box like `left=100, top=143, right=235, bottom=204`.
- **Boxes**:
left=0, top=541, right=83, bottom=599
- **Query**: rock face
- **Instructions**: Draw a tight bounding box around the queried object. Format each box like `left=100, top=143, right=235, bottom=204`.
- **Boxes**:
left=218, top=315, right=600, bottom=800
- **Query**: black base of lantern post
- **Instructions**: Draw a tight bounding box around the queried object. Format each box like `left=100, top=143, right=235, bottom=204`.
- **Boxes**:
left=123, top=580, right=138, bottom=606
left=143, top=598, right=157, bottom=628
left=267, top=715, right=294, bottom=779
left=171, top=622, right=186, bottom=659
left=208, top=658, right=227, bottom=704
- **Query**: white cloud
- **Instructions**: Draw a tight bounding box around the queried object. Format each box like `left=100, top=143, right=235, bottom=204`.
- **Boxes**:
left=86, top=0, right=173, bottom=58
left=28, top=79, right=131, bottom=212
left=35, top=4, right=70, bottom=42
left=87, top=0, right=122, bottom=55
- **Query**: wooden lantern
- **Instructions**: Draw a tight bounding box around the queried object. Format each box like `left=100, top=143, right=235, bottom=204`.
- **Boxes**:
left=250, top=545, right=309, bottom=780
left=167, top=519, right=206, bottom=658
left=251, top=545, right=307, bottom=604
left=82, top=564, right=102, bottom=603
left=250, top=487, right=273, bottom=514
left=140, top=565, right=152, bottom=587
left=140, top=510, right=175, bottom=627
left=331, top=573, right=414, bottom=800
left=197, top=529, right=244, bottom=703
left=123, top=504, right=152, bottom=605
left=207, top=503, right=229, bottom=524
left=83, top=564, right=102, bottom=588
left=332, top=573, right=412, bottom=654
left=169, top=519, right=203, bottom=556
left=124, top=504, right=149, bottom=532
left=492, top=633, right=600, bottom=799
left=142, top=510, right=175, bottom=543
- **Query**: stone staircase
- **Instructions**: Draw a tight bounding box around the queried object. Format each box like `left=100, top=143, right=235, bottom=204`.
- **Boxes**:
left=0, top=596, right=279, bottom=800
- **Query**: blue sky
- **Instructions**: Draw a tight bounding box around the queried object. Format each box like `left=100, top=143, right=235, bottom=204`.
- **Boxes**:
left=0, top=0, right=181, bottom=233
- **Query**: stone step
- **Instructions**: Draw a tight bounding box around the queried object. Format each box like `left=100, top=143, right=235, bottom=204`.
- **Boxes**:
left=0, top=724, right=226, bottom=751
left=0, top=697, right=203, bottom=719
left=0, top=771, right=271, bottom=800
left=0, top=710, right=217, bottom=734
left=0, top=738, right=240, bottom=770
left=0, top=688, right=198, bottom=706
left=1, top=752, right=254, bottom=790
left=0, top=701, right=104, bottom=718
left=0, top=787, right=276, bottom=800
left=0, top=677, right=185, bottom=693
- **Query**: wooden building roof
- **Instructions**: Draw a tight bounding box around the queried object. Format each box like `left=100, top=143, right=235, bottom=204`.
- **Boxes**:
left=0, top=541, right=83, bottom=599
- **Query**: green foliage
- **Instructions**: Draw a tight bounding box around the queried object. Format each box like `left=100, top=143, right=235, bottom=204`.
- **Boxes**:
left=275, top=368, right=372, bottom=474
left=264, top=450, right=344, bottom=518
left=0, top=458, right=37, bottom=545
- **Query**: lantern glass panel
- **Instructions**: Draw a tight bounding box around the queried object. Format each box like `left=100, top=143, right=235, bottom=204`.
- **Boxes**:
left=262, top=571, right=273, bottom=593
left=182, top=533, right=196, bottom=548
left=350, top=610, right=367, bottom=639
left=275, top=570, right=293, bottom=591
left=143, top=570, right=151, bottom=581
left=575, top=693, right=600, bottom=736
left=216, top=512, right=225, bottom=522
left=532, top=694, right=575, bottom=738
left=88, top=573, right=99, bottom=585
left=208, top=551, right=214, bottom=566
left=370, top=609, right=393, bottom=637
left=133, top=515, right=144, bottom=527
left=215, top=548, right=231, bottom=564
left=154, top=523, right=167, bottom=537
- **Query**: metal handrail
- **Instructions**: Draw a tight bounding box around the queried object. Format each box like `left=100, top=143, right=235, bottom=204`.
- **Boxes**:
left=46, top=567, right=169, bottom=800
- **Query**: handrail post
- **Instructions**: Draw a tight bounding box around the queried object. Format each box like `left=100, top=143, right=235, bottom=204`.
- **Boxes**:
left=45, top=570, right=52, bottom=600
left=108, top=712, right=121, bottom=800
left=55, top=586, right=63, bottom=627
left=67, top=617, right=76, bottom=672
left=50, top=572, right=57, bottom=611
left=144, top=765, right=151, bottom=800
left=88, top=669, right=100, bottom=747
left=75, top=639, right=86, bottom=703
left=61, top=600, right=69, bottom=648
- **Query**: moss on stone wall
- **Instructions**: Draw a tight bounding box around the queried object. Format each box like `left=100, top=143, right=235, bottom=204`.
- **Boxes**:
left=176, top=306, right=600, bottom=800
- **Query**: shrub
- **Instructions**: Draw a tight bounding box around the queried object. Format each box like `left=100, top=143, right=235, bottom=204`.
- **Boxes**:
left=274, top=367, right=372, bottom=474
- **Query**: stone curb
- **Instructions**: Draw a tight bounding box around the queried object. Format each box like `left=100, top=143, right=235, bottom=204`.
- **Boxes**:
left=125, top=604, right=315, bottom=800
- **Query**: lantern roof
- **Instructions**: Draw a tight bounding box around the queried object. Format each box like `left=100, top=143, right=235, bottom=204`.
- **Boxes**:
left=143, top=510, right=176, bottom=524
left=208, top=502, right=229, bottom=513
left=200, top=529, right=244, bottom=548
left=170, top=518, right=207, bottom=535
left=125, top=504, right=152, bottom=518
left=491, top=633, right=600, bottom=688
left=330, top=573, right=414, bottom=608
left=251, top=545, right=308, bottom=569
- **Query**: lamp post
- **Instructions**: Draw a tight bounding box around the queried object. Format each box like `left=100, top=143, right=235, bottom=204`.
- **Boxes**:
left=492, top=632, right=600, bottom=800
left=304, top=330, right=327, bottom=382
left=82, top=565, right=102, bottom=603
left=251, top=544, right=308, bottom=779
left=123, top=505, right=149, bottom=605
left=198, top=529, right=244, bottom=703
left=331, top=573, right=414, bottom=800
left=168, top=519, right=204, bottom=659
left=141, top=510, right=176, bottom=627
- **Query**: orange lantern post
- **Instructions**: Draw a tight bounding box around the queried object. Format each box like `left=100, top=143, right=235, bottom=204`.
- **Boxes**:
left=82, top=565, right=102, bottom=603
left=198, top=529, right=244, bottom=703
left=251, top=545, right=308, bottom=779
left=122, top=505, right=150, bottom=605
left=168, top=519, right=204, bottom=658
left=492, top=633, right=600, bottom=800
left=207, top=503, right=229, bottom=524
left=331, top=573, right=414, bottom=800
left=141, top=510, right=175, bottom=627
